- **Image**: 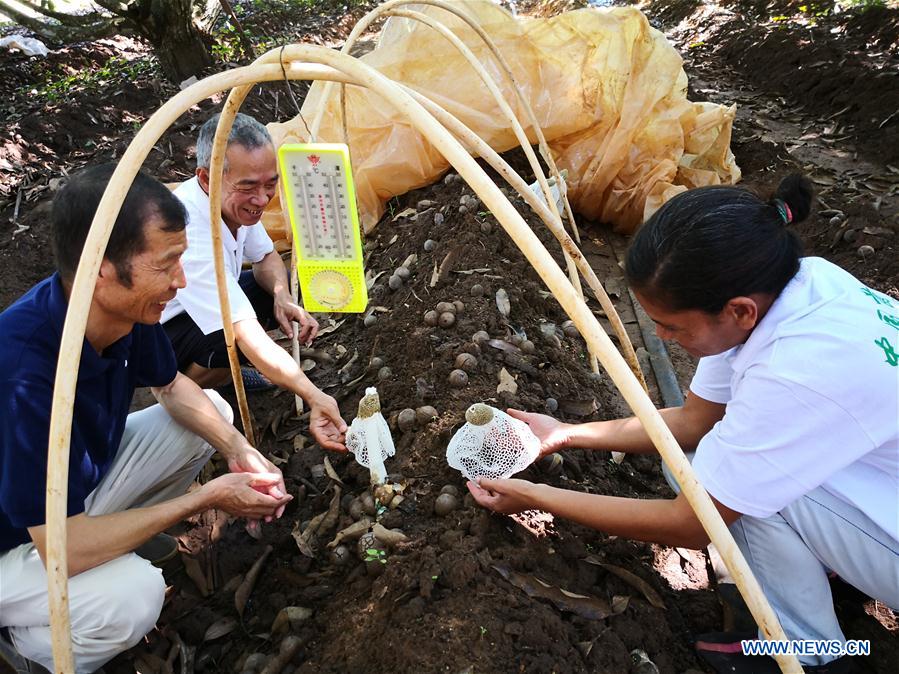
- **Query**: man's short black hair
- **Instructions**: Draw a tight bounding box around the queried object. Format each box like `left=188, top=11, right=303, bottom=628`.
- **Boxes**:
left=52, top=164, right=187, bottom=287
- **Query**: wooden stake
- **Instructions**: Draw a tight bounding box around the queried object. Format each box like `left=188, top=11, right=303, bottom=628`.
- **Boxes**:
left=290, top=239, right=304, bottom=415
left=316, top=0, right=600, bottom=370
left=46, top=50, right=799, bottom=673
left=402, top=86, right=647, bottom=391
left=208, top=108, right=257, bottom=446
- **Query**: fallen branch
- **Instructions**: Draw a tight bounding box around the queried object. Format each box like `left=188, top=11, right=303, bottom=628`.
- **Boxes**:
left=235, top=544, right=273, bottom=618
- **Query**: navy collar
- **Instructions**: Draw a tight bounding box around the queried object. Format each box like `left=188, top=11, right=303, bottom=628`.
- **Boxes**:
left=46, top=273, right=134, bottom=380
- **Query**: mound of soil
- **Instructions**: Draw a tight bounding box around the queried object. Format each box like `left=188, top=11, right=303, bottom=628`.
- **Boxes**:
left=122, top=168, right=716, bottom=674
left=644, top=0, right=899, bottom=164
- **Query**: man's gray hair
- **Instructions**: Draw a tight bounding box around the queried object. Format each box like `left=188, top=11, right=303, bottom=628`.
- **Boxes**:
left=195, top=113, right=274, bottom=171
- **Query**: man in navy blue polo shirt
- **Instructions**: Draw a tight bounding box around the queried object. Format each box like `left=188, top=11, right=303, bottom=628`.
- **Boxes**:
left=0, top=165, right=293, bottom=673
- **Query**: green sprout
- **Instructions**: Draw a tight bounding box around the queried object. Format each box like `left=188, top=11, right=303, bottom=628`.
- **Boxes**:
left=364, top=548, right=387, bottom=564
left=479, top=625, right=487, bottom=637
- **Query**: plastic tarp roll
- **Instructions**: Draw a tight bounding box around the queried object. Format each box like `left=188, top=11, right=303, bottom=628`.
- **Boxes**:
left=262, top=1, right=740, bottom=244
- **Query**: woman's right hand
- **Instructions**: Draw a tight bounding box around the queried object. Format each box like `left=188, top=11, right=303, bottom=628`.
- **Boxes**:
left=506, top=408, right=572, bottom=458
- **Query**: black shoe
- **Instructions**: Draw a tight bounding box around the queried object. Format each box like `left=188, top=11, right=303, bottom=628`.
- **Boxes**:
left=217, top=367, right=276, bottom=393
left=134, top=533, right=179, bottom=566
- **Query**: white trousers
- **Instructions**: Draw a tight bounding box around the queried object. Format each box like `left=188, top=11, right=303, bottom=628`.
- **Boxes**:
left=664, top=456, right=899, bottom=666
left=0, top=391, right=230, bottom=673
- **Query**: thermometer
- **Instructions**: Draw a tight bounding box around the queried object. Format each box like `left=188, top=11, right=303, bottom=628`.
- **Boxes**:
left=278, top=143, right=368, bottom=313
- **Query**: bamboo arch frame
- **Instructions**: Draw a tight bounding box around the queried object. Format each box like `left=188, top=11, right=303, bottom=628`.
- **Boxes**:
left=336, top=4, right=594, bottom=367
left=310, top=0, right=652, bottom=385
left=44, top=48, right=800, bottom=673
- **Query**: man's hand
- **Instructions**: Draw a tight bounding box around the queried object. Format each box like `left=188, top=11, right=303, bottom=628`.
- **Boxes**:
left=467, top=478, right=538, bottom=515
left=227, top=446, right=288, bottom=520
left=201, top=472, right=292, bottom=519
left=506, top=409, right=572, bottom=458
left=309, top=393, right=348, bottom=452
left=273, top=290, right=318, bottom=345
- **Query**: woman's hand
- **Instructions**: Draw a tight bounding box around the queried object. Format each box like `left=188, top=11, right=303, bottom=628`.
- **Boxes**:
left=466, top=478, right=539, bottom=515
left=506, top=409, right=572, bottom=458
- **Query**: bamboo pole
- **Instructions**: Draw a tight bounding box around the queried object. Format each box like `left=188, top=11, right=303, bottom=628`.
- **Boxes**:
left=43, top=62, right=353, bottom=673
left=207, top=112, right=256, bottom=447
left=369, top=7, right=601, bottom=374
left=47, top=50, right=799, bottom=672
left=314, top=1, right=609, bottom=374
left=311, top=0, right=583, bottom=246
left=400, top=86, right=646, bottom=391
left=290, top=239, right=304, bottom=416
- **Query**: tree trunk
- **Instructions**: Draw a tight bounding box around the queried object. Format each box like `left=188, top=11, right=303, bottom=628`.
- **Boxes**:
left=0, top=0, right=214, bottom=82
left=130, top=0, right=213, bottom=82
left=0, top=0, right=120, bottom=42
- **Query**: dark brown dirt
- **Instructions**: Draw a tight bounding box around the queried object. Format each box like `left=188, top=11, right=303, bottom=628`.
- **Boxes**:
left=1, top=1, right=897, bottom=673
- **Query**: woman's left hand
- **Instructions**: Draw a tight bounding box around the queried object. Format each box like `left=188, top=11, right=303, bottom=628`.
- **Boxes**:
left=466, top=478, right=538, bottom=515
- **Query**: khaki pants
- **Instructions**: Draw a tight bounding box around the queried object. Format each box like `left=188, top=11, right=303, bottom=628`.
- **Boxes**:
left=0, top=390, right=231, bottom=673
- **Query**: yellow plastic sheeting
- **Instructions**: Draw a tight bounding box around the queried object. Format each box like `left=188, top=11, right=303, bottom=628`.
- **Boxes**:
left=262, top=1, right=739, bottom=245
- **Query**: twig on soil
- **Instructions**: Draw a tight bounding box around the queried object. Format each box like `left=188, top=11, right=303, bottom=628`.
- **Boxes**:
left=298, top=476, right=322, bottom=495
left=9, top=187, right=22, bottom=223
left=235, top=544, right=273, bottom=618
left=879, top=110, right=898, bottom=130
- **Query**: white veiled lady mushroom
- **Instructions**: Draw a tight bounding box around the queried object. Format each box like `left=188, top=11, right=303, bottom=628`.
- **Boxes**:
left=446, top=403, right=540, bottom=481
left=346, top=387, right=395, bottom=490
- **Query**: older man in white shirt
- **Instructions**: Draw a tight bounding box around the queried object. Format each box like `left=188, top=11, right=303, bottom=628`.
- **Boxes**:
left=162, top=113, right=346, bottom=451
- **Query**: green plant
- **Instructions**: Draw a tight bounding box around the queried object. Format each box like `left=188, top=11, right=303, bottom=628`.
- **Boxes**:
left=364, top=548, right=387, bottom=564
left=22, top=55, right=159, bottom=105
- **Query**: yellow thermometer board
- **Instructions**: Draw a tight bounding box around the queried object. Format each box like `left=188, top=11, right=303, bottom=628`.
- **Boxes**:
left=278, top=143, right=368, bottom=313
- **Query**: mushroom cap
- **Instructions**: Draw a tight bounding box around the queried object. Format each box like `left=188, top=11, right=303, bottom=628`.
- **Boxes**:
left=358, top=388, right=381, bottom=419
left=465, top=403, right=494, bottom=426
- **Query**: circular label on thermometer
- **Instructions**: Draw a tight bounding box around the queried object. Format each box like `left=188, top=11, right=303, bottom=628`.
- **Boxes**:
left=309, top=270, right=354, bottom=309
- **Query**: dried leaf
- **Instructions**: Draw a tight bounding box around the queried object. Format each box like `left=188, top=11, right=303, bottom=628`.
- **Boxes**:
left=584, top=557, right=665, bottom=609
left=300, top=358, right=316, bottom=372
left=316, top=319, right=345, bottom=337
left=495, top=288, right=511, bottom=317
left=366, top=270, right=386, bottom=290
left=371, top=523, right=408, bottom=548
left=203, top=617, right=238, bottom=642
left=271, top=606, right=313, bottom=635
left=293, top=487, right=342, bottom=557
left=291, top=519, right=315, bottom=557
left=497, top=367, right=518, bottom=395
left=493, top=564, right=624, bottom=620
left=327, top=517, right=373, bottom=549
left=235, top=545, right=273, bottom=618
left=487, top=338, right=521, bottom=354
left=392, top=207, right=416, bottom=221
left=180, top=553, right=210, bottom=597
left=323, top=456, right=345, bottom=485
left=133, top=653, right=166, bottom=674
left=429, top=261, right=439, bottom=287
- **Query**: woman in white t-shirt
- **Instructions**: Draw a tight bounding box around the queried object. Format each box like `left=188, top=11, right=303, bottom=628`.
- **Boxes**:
left=468, top=175, right=898, bottom=672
